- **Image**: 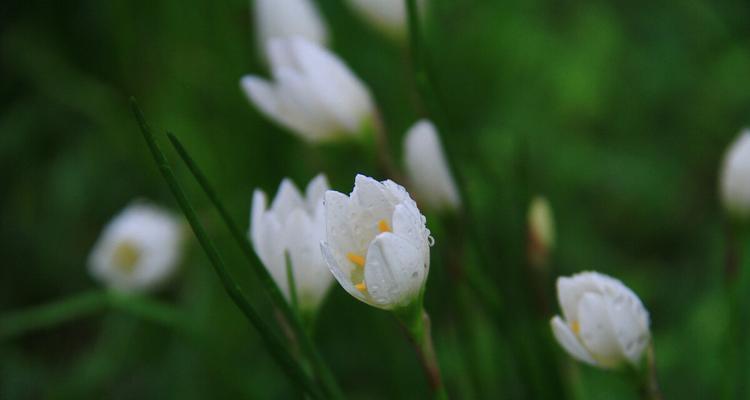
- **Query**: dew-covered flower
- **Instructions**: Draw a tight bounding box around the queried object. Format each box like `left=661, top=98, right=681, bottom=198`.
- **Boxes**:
left=720, top=129, right=750, bottom=220
left=550, top=271, right=651, bottom=369
left=527, top=196, right=555, bottom=267
left=251, top=174, right=333, bottom=312
left=345, top=0, right=427, bottom=41
left=88, top=202, right=184, bottom=293
left=241, top=37, right=375, bottom=142
left=253, top=0, right=328, bottom=53
left=403, top=119, right=460, bottom=211
left=321, top=174, right=432, bottom=310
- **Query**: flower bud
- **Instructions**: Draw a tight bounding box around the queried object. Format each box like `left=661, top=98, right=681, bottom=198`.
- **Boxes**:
left=550, top=271, right=651, bottom=369
left=321, top=174, right=432, bottom=310
left=250, top=174, right=334, bottom=312
left=345, top=0, right=427, bottom=42
left=88, top=201, right=184, bottom=293
left=403, top=119, right=461, bottom=212
left=720, top=129, right=750, bottom=220
left=527, top=196, right=555, bottom=268
left=241, top=37, right=375, bottom=142
left=253, top=0, right=328, bottom=53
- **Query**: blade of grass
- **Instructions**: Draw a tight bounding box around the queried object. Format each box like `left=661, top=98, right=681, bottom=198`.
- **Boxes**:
left=285, top=252, right=299, bottom=315
left=130, top=98, right=326, bottom=400
left=166, top=132, right=344, bottom=400
left=0, top=290, right=108, bottom=340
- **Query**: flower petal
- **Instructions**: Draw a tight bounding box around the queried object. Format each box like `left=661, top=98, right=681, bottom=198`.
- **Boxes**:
left=577, top=292, right=623, bottom=368
left=605, top=288, right=651, bottom=366
left=403, top=119, right=461, bottom=210
left=305, top=174, right=329, bottom=211
left=321, top=242, right=365, bottom=302
left=270, top=178, right=305, bottom=220
left=550, top=316, right=596, bottom=366
left=284, top=209, right=331, bottom=310
left=363, top=232, right=426, bottom=309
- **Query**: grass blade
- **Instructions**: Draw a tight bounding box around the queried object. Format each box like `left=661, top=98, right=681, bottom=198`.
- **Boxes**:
left=166, top=132, right=345, bottom=400
left=130, top=98, right=325, bottom=400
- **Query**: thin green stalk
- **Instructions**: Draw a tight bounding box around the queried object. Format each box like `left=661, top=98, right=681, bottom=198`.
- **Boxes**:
left=724, top=222, right=750, bottom=400
left=0, top=290, right=108, bottom=340
left=0, top=290, right=198, bottom=341
left=130, top=99, right=326, bottom=400
left=285, top=252, right=299, bottom=315
left=165, top=132, right=344, bottom=400
left=395, top=304, right=448, bottom=399
left=638, top=343, right=663, bottom=400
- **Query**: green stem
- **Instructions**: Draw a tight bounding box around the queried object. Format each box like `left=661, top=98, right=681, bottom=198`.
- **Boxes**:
left=0, top=290, right=108, bottom=340
left=395, top=305, right=448, bottom=399
left=724, top=222, right=750, bottom=399
left=165, top=131, right=343, bottom=399
left=0, top=290, right=198, bottom=341
left=131, top=99, right=326, bottom=400
left=638, top=343, right=663, bottom=400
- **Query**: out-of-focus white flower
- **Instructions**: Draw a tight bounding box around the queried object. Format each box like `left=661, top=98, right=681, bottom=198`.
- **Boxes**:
left=345, top=0, right=426, bottom=41
left=251, top=174, right=333, bottom=312
left=527, top=196, right=555, bottom=267
left=321, top=174, right=432, bottom=310
left=720, top=129, right=750, bottom=220
left=240, top=37, right=375, bottom=142
left=550, top=271, right=651, bottom=369
left=253, top=0, right=329, bottom=53
left=88, top=202, right=184, bottom=293
left=403, top=119, right=460, bottom=212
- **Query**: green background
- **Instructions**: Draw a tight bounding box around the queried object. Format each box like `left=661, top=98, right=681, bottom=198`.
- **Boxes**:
left=1, top=0, right=749, bottom=398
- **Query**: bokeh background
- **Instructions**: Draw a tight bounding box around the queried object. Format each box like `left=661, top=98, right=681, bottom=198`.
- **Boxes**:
left=2, top=0, right=750, bottom=398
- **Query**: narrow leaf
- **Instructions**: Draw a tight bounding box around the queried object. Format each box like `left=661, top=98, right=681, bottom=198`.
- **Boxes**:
left=130, top=98, right=325, bottom=400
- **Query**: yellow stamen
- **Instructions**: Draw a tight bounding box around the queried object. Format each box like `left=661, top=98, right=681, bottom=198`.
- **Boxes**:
left=355, top=282, right=367, bottom=291
left=347, top=253, right=365, bottom=268
left=113, top=240, right=140, bottom=274
left=378, top=219, right=391, bottom=233
left=571, top=321, right=580, bottom=335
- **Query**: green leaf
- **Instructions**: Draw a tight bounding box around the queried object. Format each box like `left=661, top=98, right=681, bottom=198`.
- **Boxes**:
left=166, top=132, right=345, bottom=400
left=130, top=98, right=326, bottom=400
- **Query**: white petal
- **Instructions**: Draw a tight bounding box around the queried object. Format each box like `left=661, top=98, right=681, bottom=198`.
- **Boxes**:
left=721, top=129, right=750, bottom=218
left=403, top=119, right=461, bottom=211
left=305, top=174, right=329, bottom=211
left=255, top=0, right=328, bottom=53
left=88, top=202, right=183, bottom=293
left=240, top=76, right=284, bottom=125
left=346, top=0, right=411, bottom=40
left=284, top=209, right=332, bottom=310
left=273, top=67, right=340, bottom=139
left=270, top=178, right=305, bottom=220
left=556, top=272, right=606, bottom=323
left=321, top=242, right=366, bottom=302
left=577, top=292, right=624, bottom=368
left=250, top=189, right=268, bottom=246
left=363, top=233, right=426, bottom=309
left=550, top=316, right=597, bottom=366
left=391, top=203, right=428, bottom=253
left=605, top=287, right=651, bottom=366
left=289, top=38, right=373, bottom=132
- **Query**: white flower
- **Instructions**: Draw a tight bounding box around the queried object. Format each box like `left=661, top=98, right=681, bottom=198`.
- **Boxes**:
left=720, top=129, right=750, bottom=220
left=88, top=202, right=184, bottom=293
left=550, top=271, right=651, bottom=369
left=253, top=0, right=329, bottom=53
left=403, top=119, right=460, bottom=211
left=345, top=0, right=427, bottom=41
left=240, top=37, right=375, bottom=142
left=321, top=174, right=432, bottom=310
left=251, top=174, right=334, bottom=312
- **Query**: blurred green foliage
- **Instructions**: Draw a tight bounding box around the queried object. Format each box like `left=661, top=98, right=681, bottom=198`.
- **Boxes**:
left=1, top=0, right=749, bottom=398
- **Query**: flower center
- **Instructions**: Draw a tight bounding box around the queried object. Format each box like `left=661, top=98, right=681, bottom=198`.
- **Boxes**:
left=346, top=219, right=391, bottom=292
left=570, top=320, right=580, bottom=335
left=113, top=240, right=141, bottom=275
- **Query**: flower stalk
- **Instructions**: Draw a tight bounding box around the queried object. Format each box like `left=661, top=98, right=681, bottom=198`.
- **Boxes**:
left=637, top=344, right=663, bottom=400
left=395, top=302, right=448, bottom=399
